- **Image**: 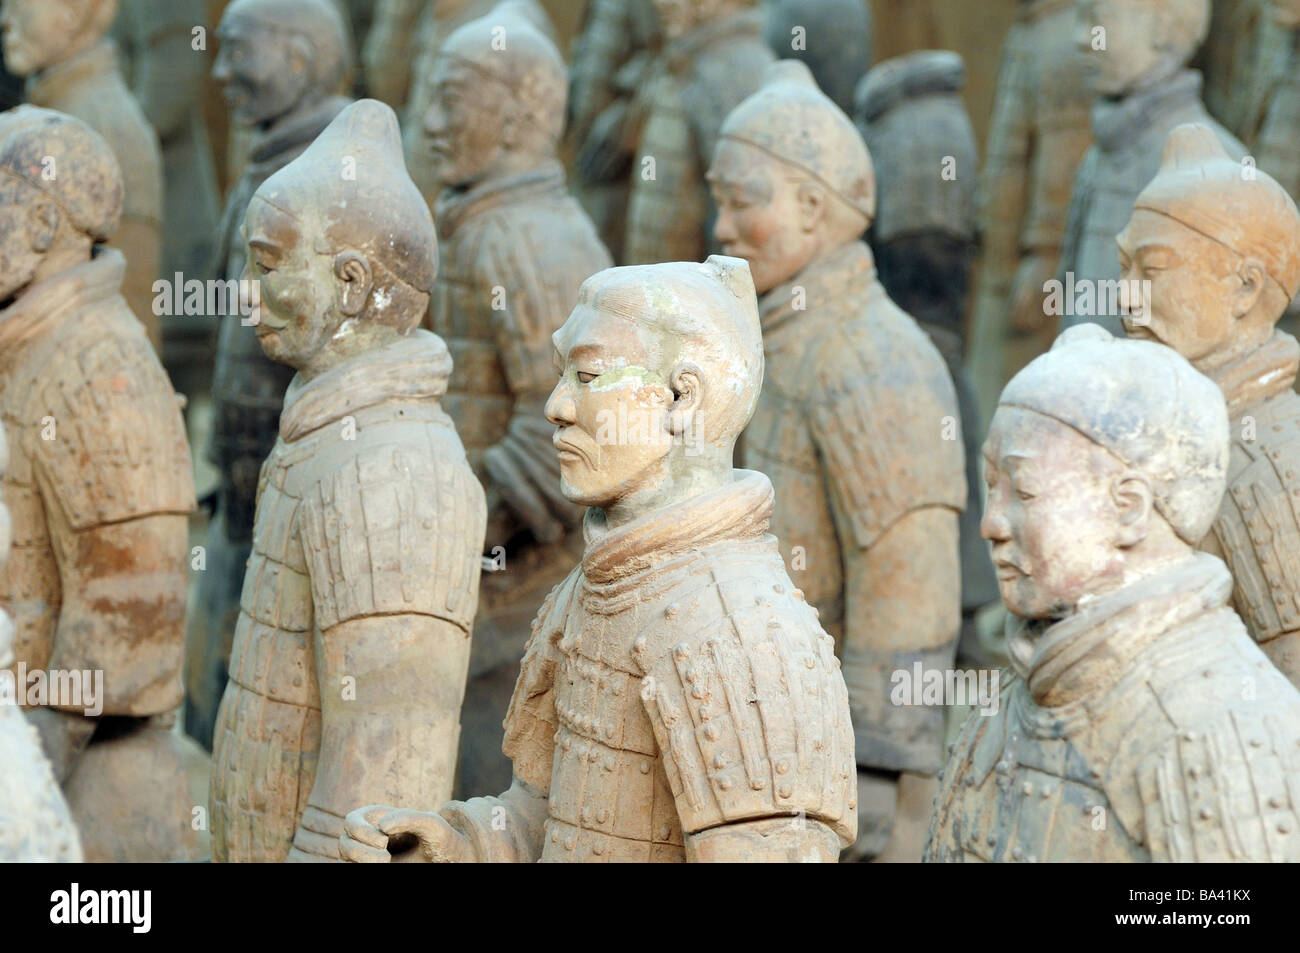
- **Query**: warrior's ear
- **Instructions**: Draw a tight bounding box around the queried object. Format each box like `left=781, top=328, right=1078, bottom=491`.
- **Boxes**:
left=333, top=249, right=374, bottom=318
left=1111, top=470, right=1155, bottom=548
left=26, top=201, right=59, bottom=254
left=795, top=181, right=828, bottom=233
left=1232, top=257, right=1267, bottom=320
left=667, top=361, right=704, bottom=437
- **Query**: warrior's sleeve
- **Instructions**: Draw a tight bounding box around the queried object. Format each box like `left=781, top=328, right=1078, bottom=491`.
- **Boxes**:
left=363, top=0, right=428, bottom=109
left=434, top=576, right=575, bottom=863
left=976, top=17, right=1033, bottom=300
left=291, top=439, right=486, bottom=858
left=1138, top=710, right=1300, bottom=863
left=476, top=218, right=606, bottom=542
left=33, top=330, right=194, bottom=715
left=122, top=0, right=207, bottom=142
left=808, top=326, right=965, bottom=775
left=639, top=594, right=857, bottom=860
left=1056, top=147, right=1098, bottom=287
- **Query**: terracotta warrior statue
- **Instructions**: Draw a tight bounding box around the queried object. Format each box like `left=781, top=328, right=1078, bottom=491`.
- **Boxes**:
left=209, top=99, right=487, bottom=863
left=966, top=0, right=1096, bottom=425
left=708, top=61, right=965, bottom=862
left=339, top=256, right=857, bottom=864
left=0, top=422, right=82, bottom=863
left=928, top=324, right=1300, bottom=862
left=856, top=51, right=1002, bottom=664
left=399, top=0, right=553, bottom=209
left=0, top=106, right=197, bottom=862
left=0, top=0, right=163, bottom=347
left=185, top=0, right=352, bottom=751
left=1256, top=0, right=1300, bottom=202
left=762, top=0, right=872, bottom=116
left=569, top=0, right=662, bottom=263
left=1118, top=123, right=1300, bottom=686
left=1058, top=0, right=1243, bottom=335
left=418, top=4, right=612, bottom=798
left=115, top=0, right=222, bottom=394
left=622, top=0, right=774, bottom=266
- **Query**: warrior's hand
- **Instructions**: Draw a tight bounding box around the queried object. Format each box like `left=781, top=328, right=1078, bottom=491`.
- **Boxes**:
left=340, top=805, right=474, bottom=863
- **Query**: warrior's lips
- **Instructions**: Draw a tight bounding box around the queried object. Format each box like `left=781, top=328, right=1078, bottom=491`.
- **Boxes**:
left=993, top=560, right=1024, bottom=581
left=553, top=436, right=589, bottom=465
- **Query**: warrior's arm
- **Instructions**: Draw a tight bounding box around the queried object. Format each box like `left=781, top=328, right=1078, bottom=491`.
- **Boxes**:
left=978, top=20, right=1033, bottom=297
left=289, top=612, right=470, bottom=861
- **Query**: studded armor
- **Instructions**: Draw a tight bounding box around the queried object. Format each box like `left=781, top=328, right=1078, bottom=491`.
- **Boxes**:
left=435, top=471, right=857, bottom=862
left=622, top=6, right=773, bottom=266
left=742, top=240, right=965, bottom=779
left=927, top=553, right=1300, bottom=863
left=1059, top=69, right=1244, bottom=335
left=1204, top=330, right=1300, bottom=686
left=209, top=332, right=486, bottom=862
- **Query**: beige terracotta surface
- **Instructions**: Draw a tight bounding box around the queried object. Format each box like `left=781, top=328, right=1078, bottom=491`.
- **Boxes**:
left=2, top=0, right=164, bottom=349
left=1118, top=123, right=1300, bottom=687
left=621, top=0, right=774, bottom=266
left=339, top=256, right=856, bottom=863
left=0, top=422, right=83, bottom=863
left=1058, top=0, right=1242, bottom=336
left=208, top=99, right=486, bottom=862
left=415, top=3, right=612, bottom=797
left=930, top=324, right=1300, bottom=862
left=0, top=106, right=199, bottom=862
left=708, top=61, right=963, bottom=861
left=965, top=0, right=1096, bottom=427
left=185, top=0, right=352, bottom=751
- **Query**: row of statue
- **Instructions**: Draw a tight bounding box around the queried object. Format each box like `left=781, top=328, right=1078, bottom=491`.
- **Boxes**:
left=4, top=0, right=1300, bottom=864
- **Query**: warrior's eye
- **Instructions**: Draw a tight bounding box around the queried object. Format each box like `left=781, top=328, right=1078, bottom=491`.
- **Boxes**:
left=577, top=371, right=598, bottom=384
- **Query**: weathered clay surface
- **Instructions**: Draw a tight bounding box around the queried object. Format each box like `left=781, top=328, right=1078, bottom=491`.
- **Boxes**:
left=709, top=60, right=964, bottom=862
left=0, top=422, right=82, bottom=863
left=622, top=0, right=774, bottom=266
left=966, top=0, right=1096, bottom=424
left=856, top=50, right=1001, bottom=662
left=1118, top=123, right=1300, bottom=688
left=929, top=325, right=1300, bottom=862
left=1059, top=0, right=1243, bottom=335
left=570, top=0, right=662, bottom=263
left=417, top=3, right=612, bottom=797
left=185, top=0, right=352, bottom=751
left=339, top=256, right=857, bottom=863
left=115, top=0, right=222, bottom=389
left=400, top=0, right=553, bottom=208
left=3, top=0, right=164, bottom=348
left=0, top=105, right=198, bottom=862
left=208, top=98, right=487, bottom=863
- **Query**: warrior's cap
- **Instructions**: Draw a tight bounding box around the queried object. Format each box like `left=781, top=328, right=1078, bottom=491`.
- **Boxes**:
left=1135, top=123, right=1300, bottom=298
left=254, top=98, right=437, bottom=294
left=568, top=255, right=763, bottom=437
left=855, top=49, right=964, bottom=123
left=439, top=1, right=564, bottom=143
left=221, top=0, right=354, bottom=82
left=718, top=59, right=875, bottom=221
left=999, top=324, right=1228, bottom=545
left=0, top=106, right=122, bottom=242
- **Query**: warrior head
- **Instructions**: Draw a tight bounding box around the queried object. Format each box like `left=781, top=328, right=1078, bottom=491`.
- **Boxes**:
left=652, top=0, right=758, bottom=40
left=1076, top=0, right=1210, bottom=97
left=421, top=1, right=565, bottom=193
left=241, top=98, right=436, bottom=377
left=1270, top=0, right=1300, bottom=29
left=213, top=0, right=352, bottom=129
left=982, top=324, right=1228, bottom=621
left=708, top=59, right=873, bottom=295
left=0, top=106, right=122, bottom=304
left=0, top=0, right=116, bottom=76
left=546, top=255, right=763, bottom=525
left=762, top=0, right=872, bottom=115
left=1117, top=122, right=1300, bottom=371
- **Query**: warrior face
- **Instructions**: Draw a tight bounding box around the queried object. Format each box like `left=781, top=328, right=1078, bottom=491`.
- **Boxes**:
left=240, top=194, right=342, bottom=372
left=0, top=0, right=101, bottom=75
left=982, top=407, right=1140, bottom=620
left=1076, top=0, right=1201, bottom=97
left=213, top=12, right=313, bottom=128
left=1117, top=208, right=1270, bottom=369
left=421, top=57, right=508, bottom=191
left=709, top=140, right=824, bottom=295
left=1272, top=0, right=1300, bottom=29
left=546, top=304, right=678, bottom=514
